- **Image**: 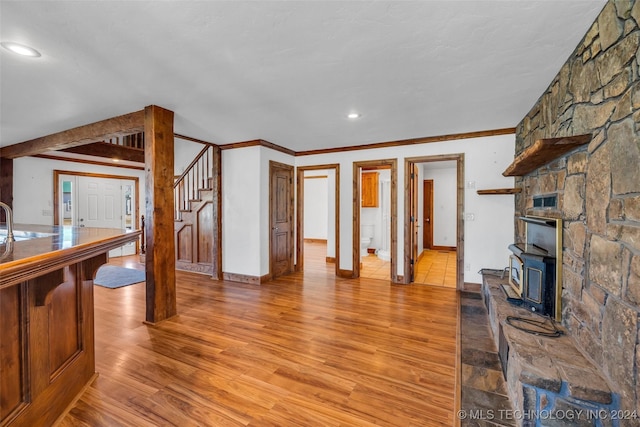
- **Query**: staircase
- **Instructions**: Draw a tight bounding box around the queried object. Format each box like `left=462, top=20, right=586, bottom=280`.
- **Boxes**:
left=174, top=145, right=217, bottom=275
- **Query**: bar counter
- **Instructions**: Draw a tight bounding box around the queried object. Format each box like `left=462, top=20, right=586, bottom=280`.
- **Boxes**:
left=0, top=224, right=141, bottom=426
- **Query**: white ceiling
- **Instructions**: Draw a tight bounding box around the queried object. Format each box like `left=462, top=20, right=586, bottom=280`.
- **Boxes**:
left=0, top=1, right=606, bottom=153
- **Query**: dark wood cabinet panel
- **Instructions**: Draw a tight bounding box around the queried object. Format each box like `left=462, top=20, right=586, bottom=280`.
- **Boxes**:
left=4, top=256, right=103, bottom=427
left=0, top=285, right=26, bottom=422
left=49, top=269, right=81, bottom=376
left=197, top=202, right=213, bottom=265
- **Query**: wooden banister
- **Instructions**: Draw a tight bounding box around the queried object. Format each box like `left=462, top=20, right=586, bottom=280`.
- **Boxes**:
left=173, top=145, right=215, bottom=220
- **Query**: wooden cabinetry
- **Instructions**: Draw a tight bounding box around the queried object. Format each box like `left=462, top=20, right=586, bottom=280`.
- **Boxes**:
left=1, top=256, right=104, bottom=427
left=0, top=225, right=141, bottom=427
left=361, top=172, right=379, bottom=207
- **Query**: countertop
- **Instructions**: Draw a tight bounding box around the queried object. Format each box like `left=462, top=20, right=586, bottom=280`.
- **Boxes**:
left=0, top=223, right=142, bottom=289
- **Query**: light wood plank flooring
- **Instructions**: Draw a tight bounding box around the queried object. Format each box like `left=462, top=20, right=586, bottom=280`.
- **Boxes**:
left=60, top=246, right=459, bottom=426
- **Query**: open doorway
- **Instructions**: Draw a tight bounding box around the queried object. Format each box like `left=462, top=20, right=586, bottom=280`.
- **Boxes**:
left=53, top=170, right=140, bottom=257
left=353, top=159, right=397, bottom=281
left=404, top=155, right=464, bottom=288
left=295, top=164, right=340, bottom=276
left=359, top=166, right=392, bottom=280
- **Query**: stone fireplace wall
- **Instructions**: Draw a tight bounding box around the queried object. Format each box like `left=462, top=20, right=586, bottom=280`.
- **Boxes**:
left=515, top=0, right=640, bottom=413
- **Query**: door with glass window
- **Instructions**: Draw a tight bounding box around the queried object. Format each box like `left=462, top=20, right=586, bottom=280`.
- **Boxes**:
left=58, top=174, right=136, bottom=257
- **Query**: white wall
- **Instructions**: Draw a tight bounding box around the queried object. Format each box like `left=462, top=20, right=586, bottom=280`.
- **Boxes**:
left=303, top=173, right=328, bottom=240
left=422, top=163, right=457, bottom=247
left=295, top=133, right=516, bottom=284
left=12, top=156, right=146, bottom=226
left=174, top=137, right=205, bottom=176
left=221, top=146, right=262, bottom=276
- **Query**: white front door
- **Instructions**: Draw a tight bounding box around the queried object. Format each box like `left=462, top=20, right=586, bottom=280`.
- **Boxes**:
left=77, top=176, right=122, bottom=229
left=60, top=175, right=137, bottom=258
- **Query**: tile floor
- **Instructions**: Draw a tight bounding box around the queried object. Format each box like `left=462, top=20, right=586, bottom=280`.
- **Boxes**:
left=359, top=252, right=392, bottom=280
left=415, top=249, right=457, bottom=287
left=360, top=248, right=457, bottom=287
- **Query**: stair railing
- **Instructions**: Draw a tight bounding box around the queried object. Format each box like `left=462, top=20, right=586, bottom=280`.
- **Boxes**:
left=173, top=145, right=215, bottom=221
left=103, top=132, right=145, bottom=150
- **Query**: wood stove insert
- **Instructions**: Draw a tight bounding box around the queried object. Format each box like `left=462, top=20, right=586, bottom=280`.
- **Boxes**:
left=508, top=215, right=562, bottom=321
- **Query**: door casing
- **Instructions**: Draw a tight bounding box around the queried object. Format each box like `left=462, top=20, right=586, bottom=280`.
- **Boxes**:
left=352, top=159, right=397, bottom=281
left=404, top=155, right=464, bottom=288
left=409, top=164, right=419, bottom=282
left=53, top=170, right=140, bottom=256
left=295, top=164, right=340, bottom=275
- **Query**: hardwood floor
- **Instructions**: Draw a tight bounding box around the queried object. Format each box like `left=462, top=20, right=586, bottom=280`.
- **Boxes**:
left=60, top=246, right=459, bottom=426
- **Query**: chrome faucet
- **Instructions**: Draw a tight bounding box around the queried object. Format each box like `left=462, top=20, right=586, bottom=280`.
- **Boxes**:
left=0, top=202, right=15, bottom=243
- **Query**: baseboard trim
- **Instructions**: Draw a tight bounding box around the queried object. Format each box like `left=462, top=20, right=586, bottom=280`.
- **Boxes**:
left=259, top=274, right=272, bottom=284
left=326, top=257, right=336, bottom=263
left=176, top=261, right=213, bottom=275
left=432, top=246, right=456, bottom=252
left=337, top=269, right=353, bottom=278
left=223, top=272, right=262, bottom=285
left=304, top=238, right=327, bottom=244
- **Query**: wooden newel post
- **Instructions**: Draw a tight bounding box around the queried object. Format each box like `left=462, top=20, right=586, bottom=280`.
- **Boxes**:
left=144, top=105, right=176, bottom=324
left=140, top=215, right=145, bottom=254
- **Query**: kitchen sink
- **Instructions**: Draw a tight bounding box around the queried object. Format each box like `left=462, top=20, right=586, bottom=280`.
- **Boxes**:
left=0, top=229, right=56, bottom=242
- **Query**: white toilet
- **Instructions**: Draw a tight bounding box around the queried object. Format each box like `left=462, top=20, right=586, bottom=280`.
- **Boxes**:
left=361, top=224, right=375, bottom=256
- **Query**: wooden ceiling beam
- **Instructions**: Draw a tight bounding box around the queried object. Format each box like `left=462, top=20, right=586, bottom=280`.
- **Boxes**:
left=0, top=110, right=144, bottom=159
left=61, top=142, right=145, bottom=163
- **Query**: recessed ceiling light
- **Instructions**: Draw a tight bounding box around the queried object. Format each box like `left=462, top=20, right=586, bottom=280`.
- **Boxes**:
left=1, top=41, right=41, bottom=57
left=347, top=112, right=361, bottom=119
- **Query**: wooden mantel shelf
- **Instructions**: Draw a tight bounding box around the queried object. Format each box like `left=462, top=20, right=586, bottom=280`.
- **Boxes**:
left=477, top=188, right=522, bottom=195
left=503, top=134, right=591, bottom=177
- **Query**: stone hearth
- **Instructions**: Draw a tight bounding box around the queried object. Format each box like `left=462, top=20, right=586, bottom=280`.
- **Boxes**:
left=482, top=273, right=618, bottom=426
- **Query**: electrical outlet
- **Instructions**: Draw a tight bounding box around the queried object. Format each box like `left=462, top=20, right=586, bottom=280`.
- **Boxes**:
left=42, top=209, right=53, bottom=217
left=464, top=263, right=471, bottom=272
left=465, top=213, right=475, bottom=221
left=466, top=180, right=476, bottom=189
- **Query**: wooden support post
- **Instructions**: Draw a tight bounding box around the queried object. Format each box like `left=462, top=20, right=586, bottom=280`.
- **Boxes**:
left=0, top=157, right=13, bottom=223
left=144, top=105, right=176, bottom=323
left=212, top=145, right=222, bottom=280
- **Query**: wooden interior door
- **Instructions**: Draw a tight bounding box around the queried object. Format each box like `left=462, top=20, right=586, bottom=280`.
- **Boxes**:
left=270, top=161, right=294, bottom=279
left=409, top=164, right=419, bottom=282
left=423, top=179, right=433, bottom=249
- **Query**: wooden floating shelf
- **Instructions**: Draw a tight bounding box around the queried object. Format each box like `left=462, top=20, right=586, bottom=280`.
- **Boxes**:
left=477, top=188, right=522, bottom=195
left=503, top=134, right=592, bottom=177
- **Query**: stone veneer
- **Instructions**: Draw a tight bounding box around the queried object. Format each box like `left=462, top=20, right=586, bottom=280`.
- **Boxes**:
left=515, top=0, right=640, bottom=416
